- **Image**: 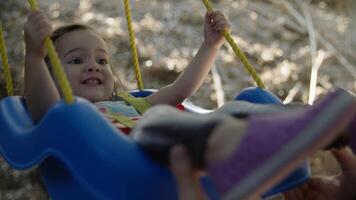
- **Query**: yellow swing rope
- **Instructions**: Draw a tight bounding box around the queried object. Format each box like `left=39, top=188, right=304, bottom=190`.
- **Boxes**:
left=0, top=21, right=14, bottom=96
left=123, top=0, right=144, bottom=90
left=28, top=0, right=74, bottom=104
left=202, top=0, right=266, bottom=89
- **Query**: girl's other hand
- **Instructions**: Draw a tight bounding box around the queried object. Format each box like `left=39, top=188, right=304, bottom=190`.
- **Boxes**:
left=203, top=10, right=231, bottom=49
left=24, top=11, right=52, bottom=58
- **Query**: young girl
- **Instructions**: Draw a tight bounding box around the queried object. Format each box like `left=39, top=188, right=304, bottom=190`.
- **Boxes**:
left=24, top=10, right=231, bottom=126
left=23, top=7, right=356, bottom=200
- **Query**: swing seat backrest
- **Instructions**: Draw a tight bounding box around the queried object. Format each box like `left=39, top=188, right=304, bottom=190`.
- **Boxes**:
left=0, top=95, right=178, bottom=200
left=0, top=87, right=310, bottom=199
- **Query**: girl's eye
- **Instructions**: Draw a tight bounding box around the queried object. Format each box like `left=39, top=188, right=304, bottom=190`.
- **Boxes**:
left=68, top=58, right=83, bottom=64
left=98, top=59, right=108, bottom=65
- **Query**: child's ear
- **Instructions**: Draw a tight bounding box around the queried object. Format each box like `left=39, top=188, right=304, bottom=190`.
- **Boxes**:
left=112, top=74, right=123, bottom=94
left=112, top=78, right=118, bottom=93
left=113, top=75, right=118, bottom=83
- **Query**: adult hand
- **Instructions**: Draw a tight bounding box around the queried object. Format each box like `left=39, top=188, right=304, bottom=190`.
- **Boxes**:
left=170, top=145, right=207, bottom=200
left=284, top=147, right=356, bottom=200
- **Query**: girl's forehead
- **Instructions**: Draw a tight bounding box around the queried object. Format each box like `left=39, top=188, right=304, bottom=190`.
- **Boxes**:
left=56, top=29, right=108, bottom=54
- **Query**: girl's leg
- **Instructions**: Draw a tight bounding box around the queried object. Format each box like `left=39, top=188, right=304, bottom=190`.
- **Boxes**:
left=204, top=88, right=355, bottom=200
left=133, top=101, right=302, bottom=168
left=133, top=88, right=355, bottom=200
left=212, top=100, right=302, bottom=117
left=132, top=106, right=233, bottom=168
left=213, top=86, right=296, bottom=118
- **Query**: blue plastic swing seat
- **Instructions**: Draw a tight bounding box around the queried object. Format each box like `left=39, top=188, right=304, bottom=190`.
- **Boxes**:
left=0, top=87, right=310, bottom=200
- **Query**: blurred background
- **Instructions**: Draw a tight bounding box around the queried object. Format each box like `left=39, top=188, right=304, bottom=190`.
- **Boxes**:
left=0, top=0, right=355, bottom=199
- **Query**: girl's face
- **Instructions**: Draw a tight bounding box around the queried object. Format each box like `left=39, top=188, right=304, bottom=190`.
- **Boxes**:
left=55, top=29, right=115, bottom=102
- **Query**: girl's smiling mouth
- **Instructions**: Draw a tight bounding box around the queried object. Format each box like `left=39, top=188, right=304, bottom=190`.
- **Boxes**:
left=82, top=77, right=103, bottom=85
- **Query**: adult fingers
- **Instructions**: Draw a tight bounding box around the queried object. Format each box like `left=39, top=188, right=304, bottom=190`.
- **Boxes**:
left=170, top=145, right=194, bottom=178
left=170, top=145, right=207, bottom=200
left=284, top=190, right=303, bottom=200
left=332, top=147, right=356, bottom=172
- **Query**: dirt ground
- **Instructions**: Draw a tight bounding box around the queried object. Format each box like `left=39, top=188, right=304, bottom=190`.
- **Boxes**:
left=0, top=0, right=355, bottom=199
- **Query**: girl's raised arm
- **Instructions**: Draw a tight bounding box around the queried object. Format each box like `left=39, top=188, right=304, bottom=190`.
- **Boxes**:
left=24, top=11, right=60, bottom=122
left=146, top=11, right=230, bottom=106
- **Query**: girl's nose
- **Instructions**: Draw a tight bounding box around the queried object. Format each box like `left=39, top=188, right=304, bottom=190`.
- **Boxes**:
left=87, top=62, right=101, bottom=72
left=87, top=67, right=100, bottom=72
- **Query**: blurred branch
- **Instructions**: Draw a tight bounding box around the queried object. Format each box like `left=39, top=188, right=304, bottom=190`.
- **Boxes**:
left=346, top=0, right=356, bottom=51
left=317, top=36, right=356, bottom=79
left=280, top=0, right=306, bottom=26
left=270, top=0, right=356, bottom=80
left=210, top=65, right=225, bottom=107
left=79, top=0, right=92, bottom=14
left=296, top=0, right=317, bottom=61
left=283, top=82, right=302, bottom=104
left=247, top=2, right=306, bottom=35
left=309, top=50, right=327, bottom=104
left=295, top=0, right=320, bottom=104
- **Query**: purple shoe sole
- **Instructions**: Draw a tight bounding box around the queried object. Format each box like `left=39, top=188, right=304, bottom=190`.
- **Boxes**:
left=207, top=88, right=356, bottom=200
